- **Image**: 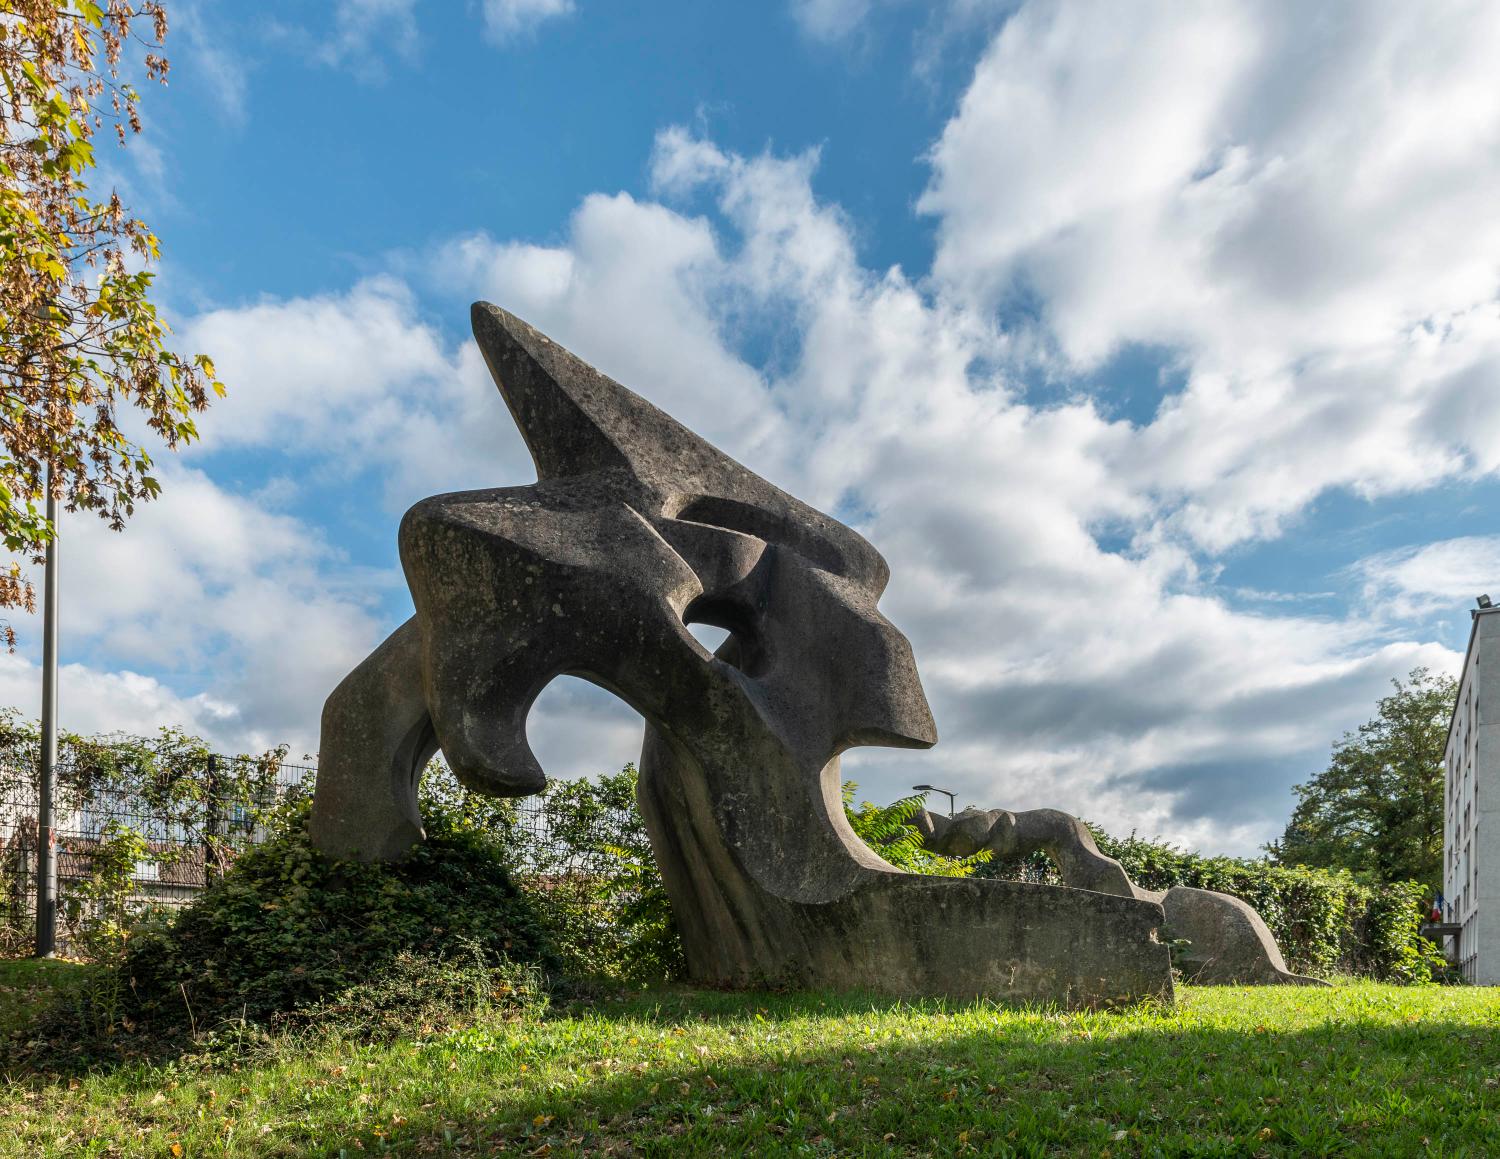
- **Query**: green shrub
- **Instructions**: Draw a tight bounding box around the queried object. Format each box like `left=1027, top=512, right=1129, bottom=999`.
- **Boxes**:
left=495, top=765, right=685, bottom=986
left=114, top=795, right=555, bottom=1036
left=972, top=847, right=1062, bottom=884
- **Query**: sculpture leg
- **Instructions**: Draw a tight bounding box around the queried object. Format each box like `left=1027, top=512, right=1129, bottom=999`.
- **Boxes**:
left=639, top=729, right=1173, bottom=1007
left=1006, top=809, right=1144, bottom=898
left=310, top=618, right=439, bottom=861
left=1160, top=887, right=1326, bottom=986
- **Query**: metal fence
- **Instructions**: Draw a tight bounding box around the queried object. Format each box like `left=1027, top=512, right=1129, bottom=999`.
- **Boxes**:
left=0, top=755, right=640, bottom=956
left=0, top=755, right=316, bottom=955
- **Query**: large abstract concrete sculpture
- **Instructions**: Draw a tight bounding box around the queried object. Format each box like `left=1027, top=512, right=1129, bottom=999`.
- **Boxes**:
left=310, top=303, right=1173, bottom=1007
left=917, top=807, right=1323, bottom=985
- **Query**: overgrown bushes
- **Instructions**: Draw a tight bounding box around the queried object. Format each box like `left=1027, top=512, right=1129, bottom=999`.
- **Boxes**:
left=9, top=794, right=555, bottom=1068
left=11, top=763, right=679, bottom=1064
left=112, top=792, right=554, bottom=1035
left=475, top=764, right=685, bottom=986
left=1089, top=827, right=1444, bottom=983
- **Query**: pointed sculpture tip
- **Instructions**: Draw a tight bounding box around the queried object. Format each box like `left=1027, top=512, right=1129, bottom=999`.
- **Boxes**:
left=471, top=301, right=558, bottom=364
left=471, top=299, right=512, bottom=338
left=467, top=300, right=635, bottom=479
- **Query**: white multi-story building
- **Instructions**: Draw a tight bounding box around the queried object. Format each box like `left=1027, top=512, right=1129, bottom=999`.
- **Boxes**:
left=1444, top=602, right=1500, bottom=983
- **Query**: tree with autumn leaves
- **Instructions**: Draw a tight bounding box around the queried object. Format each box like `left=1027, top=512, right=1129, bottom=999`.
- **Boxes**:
left=0, top=0, right=221, bottom=645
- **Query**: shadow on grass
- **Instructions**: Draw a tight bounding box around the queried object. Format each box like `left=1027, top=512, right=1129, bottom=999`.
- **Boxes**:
left=0, top=958, right=95, bottom=1038
left=3, top=981, right=976, bottom=1084
left=321, top=993, right=1500, bottom=1158
left=6, top=980, right=1500, bottom=1155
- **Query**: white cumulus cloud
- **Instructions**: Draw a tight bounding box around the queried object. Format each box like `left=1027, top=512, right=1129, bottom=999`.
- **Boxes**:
left=920, top=0, right=1500, bottom=553
left=481, top=0, right=575, bottom=44
left=1356, top=537, right=1500, bottom=621
left=13, top=466, right=387, bottom=757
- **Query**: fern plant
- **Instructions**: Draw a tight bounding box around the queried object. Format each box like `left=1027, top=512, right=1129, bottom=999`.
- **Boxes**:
left=842, top=783, right=990, bottom=877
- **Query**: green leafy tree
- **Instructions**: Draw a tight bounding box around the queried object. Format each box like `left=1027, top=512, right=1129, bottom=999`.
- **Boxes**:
left=1272, top=667, right=1456, bottom=888
left=0, top=1, right=223, bottom=645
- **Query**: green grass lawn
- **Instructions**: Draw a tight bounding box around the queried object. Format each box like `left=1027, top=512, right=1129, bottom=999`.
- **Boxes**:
left=3, top=976, right=1498, bottom=1157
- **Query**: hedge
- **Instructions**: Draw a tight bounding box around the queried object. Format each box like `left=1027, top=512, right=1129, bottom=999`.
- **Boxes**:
left=1088, top=828, right=1445, bottom=983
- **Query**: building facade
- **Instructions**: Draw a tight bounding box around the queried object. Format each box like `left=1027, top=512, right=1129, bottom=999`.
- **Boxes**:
left=1444, top=604, right=1500, bottom=983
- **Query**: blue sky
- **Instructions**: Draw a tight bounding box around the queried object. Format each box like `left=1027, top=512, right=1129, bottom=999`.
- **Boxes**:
left=6, top=0, right=1499, bottom=856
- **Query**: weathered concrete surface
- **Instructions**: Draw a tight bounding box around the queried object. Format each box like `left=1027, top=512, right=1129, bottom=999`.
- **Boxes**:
left=309, top=619, right=437, bottom=861
left=915, top=805, right=1325, bottom=986
left=311, top=302, right=1174, bottom=1008
left=638, top=732, right=1168, bottom=1004
left=921, top=807, right=1140, bottom=898
left=1161, top=886, right=1325, bottom=986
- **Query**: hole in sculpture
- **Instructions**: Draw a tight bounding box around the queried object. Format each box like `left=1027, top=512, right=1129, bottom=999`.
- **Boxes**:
left=524, top=675, right=646, bottom=786
left=686, top=622, right=731, bottom=652
left=682, top=594, right=770, bottom=677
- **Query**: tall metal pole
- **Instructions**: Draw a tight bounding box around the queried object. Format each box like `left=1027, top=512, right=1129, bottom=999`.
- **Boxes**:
left=34, top=468, right=59, bottom=958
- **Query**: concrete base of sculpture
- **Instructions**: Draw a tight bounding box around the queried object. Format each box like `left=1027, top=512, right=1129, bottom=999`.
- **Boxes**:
left=918, top=805, right=1325, bottom=987
left=640, top=732, right=1172, bottom=1007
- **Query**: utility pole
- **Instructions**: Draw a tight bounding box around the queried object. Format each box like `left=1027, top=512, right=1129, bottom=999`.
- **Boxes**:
left=34, top=467, right=58, bottom=958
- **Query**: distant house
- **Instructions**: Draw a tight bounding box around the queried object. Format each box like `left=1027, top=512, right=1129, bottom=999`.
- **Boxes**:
left=1444, top=603, right=1500, bottom=983
left=57, top=836, right=216, bottom=907
left=0, top=765, right=85, bottom=931
left=1, top=764, right=42, bottom=849
left=1, top=761, right=92, bottom=846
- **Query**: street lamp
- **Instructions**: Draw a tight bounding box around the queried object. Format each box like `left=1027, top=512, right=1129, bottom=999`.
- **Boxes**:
left=912, top=783, right=956, bottom=817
